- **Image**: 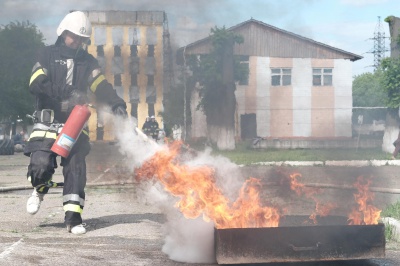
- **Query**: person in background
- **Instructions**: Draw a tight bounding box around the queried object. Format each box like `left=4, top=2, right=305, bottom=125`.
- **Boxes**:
left=149, top=115, right=159, bottom=140
left=24, top=11, right=127, bottom=235
left=14, top=130, right=25, bottom=145
left=142, top=116, right=151, bottom=137
left=392, top=130, right=400, bottom=159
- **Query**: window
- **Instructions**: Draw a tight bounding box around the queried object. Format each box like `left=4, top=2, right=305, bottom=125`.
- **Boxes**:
left=114, top=74, right=121, bottom=86
left=114, top=46, right=121, bottom=57
left=147, top=75, right=154, bottom=86
left=131, top=74, right=138, bottom=86
left=148, top=45, right=154, bottom=57
left=97, top=45, right=104, bottom=56
left=130, top=45, right=138, bottom=56
left=271, top=68, right=291, bottom=86
left=313, top=68, right=333, bottom=86
left=238, top=55, right=249, bottom=85
left=148, top=103, right=155, bottom=116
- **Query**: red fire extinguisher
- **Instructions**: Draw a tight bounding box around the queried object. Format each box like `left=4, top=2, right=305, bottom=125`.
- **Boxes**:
left=51, top=104, right=91, bottom=158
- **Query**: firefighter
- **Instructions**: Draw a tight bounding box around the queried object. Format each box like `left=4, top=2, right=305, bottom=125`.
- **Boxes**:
left=24, top=11, right=127, bottom=235
left=142, top=116, right=151, bottom=137
left=149, top=115, right=159, bottom=140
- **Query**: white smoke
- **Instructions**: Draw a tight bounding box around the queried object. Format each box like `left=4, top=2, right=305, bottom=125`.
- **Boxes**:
left=99, top=107, right=161, bottom=170
left=186, top=147, right=245, bottom=201
left=138, top=182, right=216, bottom=263
left=111, top=118, right=245, bottom=263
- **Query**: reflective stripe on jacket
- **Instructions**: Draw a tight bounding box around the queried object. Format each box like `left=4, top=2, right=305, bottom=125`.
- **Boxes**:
left=29, top=44, right=126, bottom=124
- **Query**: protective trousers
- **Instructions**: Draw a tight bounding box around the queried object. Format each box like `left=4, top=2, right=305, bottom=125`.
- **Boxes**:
left=27, top=135, right=91, bottom=227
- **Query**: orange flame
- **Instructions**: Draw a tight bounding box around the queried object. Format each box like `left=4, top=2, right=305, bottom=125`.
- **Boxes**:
left=288, top=173, right=337, bottom=224
left=347, top=176, right=381, bottom=225
left=135, top=142, right=381, bottom=228
left=135, top=141, right=281, bottom=228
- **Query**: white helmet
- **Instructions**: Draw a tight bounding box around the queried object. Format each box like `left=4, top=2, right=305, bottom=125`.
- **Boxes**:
left=57, top=11, right=92, bottom=38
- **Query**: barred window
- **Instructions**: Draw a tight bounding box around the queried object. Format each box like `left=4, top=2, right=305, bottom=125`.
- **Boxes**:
left=271, top=68, right=291, bottom=86
left=313, top=68, right=333, bottom=86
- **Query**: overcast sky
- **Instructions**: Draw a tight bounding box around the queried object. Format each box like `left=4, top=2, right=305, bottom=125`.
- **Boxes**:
left=1, top=0, right=398, bottom=76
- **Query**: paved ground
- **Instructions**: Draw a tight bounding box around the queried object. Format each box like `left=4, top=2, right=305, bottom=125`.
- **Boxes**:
left=1, top=144, right=400, bottom=266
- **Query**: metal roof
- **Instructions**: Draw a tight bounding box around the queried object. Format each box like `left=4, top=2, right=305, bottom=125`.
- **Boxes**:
left=177, top=18, right=363, bottom=63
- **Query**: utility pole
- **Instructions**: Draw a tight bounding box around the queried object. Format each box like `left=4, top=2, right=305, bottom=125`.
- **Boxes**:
left=369, top=16, right=389, bottom=70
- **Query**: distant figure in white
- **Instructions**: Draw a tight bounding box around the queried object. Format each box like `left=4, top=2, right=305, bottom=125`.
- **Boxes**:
left=172, top=125, right=182, bottom=140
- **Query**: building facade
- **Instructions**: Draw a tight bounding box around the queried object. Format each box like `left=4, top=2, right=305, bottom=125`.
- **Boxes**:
left=179, top=19, right=362, bottom=140
left=83, top=11, right=171, bottom=141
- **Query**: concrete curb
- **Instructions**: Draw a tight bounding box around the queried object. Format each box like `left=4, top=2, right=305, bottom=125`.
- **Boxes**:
left=381, top=217, right=400, bottom=242
left=251, top=159, right=400, bottom=167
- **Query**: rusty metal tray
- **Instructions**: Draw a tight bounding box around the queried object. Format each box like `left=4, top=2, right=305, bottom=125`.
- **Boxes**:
left=215, top=215, right=385, bottom=264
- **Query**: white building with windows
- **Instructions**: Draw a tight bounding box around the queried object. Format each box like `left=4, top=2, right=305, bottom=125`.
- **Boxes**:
left=178, top=19, right=362, bottom=140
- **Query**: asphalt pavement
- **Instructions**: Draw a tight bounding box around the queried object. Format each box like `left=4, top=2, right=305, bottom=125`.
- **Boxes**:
left=1, top=144, right=400, bottom=266
left=0, top=144, right=216, bottom=266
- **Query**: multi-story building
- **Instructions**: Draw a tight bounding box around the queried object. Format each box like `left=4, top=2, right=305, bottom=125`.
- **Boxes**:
left=83, top=11, right=172, bottom=141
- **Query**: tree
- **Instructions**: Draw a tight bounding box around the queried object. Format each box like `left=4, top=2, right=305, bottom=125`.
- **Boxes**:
left=380, top=57, right=400, bottom=109
left=352, top=71, right=387, bottom=124
left=381, top=16, right=400, bottom=153
left=188, top=26, right=248, bottom=150
left=378, top=57, right=400, bottom=153
left=0, top=21, right=45, bottom=122
left=353, top=72, right=386, bottom=107
left=160, top=70, right=192, bottom=139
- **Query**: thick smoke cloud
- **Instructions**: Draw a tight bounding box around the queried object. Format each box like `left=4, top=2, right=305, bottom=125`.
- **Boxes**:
left=1, top=0, right=394, bottom=76
left=1, top=0, right=312, bottom=47
left=111, top=118, right=245, bottom=263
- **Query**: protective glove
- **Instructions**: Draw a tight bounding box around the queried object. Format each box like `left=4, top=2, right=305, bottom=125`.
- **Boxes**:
left=113, top=105, right=128, bottom=118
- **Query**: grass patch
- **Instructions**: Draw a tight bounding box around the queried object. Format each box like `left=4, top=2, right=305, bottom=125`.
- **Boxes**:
left=187, top=140, right=390, bottom=165
left=382, top=202, right=400, bottom=241
left=385, top=223, right=396, bottom=241
left=382, top=202, right=400, bottom=220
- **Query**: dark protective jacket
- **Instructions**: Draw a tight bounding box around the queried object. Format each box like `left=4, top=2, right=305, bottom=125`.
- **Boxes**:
left=25, top=41, right=126, bottom=154
left=149, top=120, right=159, bottom=139
left=142, top=120, right=152, bottom=136
left=29, top=43, right=126, bottom=123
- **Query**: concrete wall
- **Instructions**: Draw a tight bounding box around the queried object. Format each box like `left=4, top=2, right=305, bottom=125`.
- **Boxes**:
left=253, top=137, right=382, bottom=149
left=235, top=56, right=353, bottom=139
left=192, top=56, right=353, bottom=141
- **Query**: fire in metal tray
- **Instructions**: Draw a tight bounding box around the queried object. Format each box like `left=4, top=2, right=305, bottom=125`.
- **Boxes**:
left=135, top=141, right=385, bottom=263
left=215, top=215, right=385, bottom=264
